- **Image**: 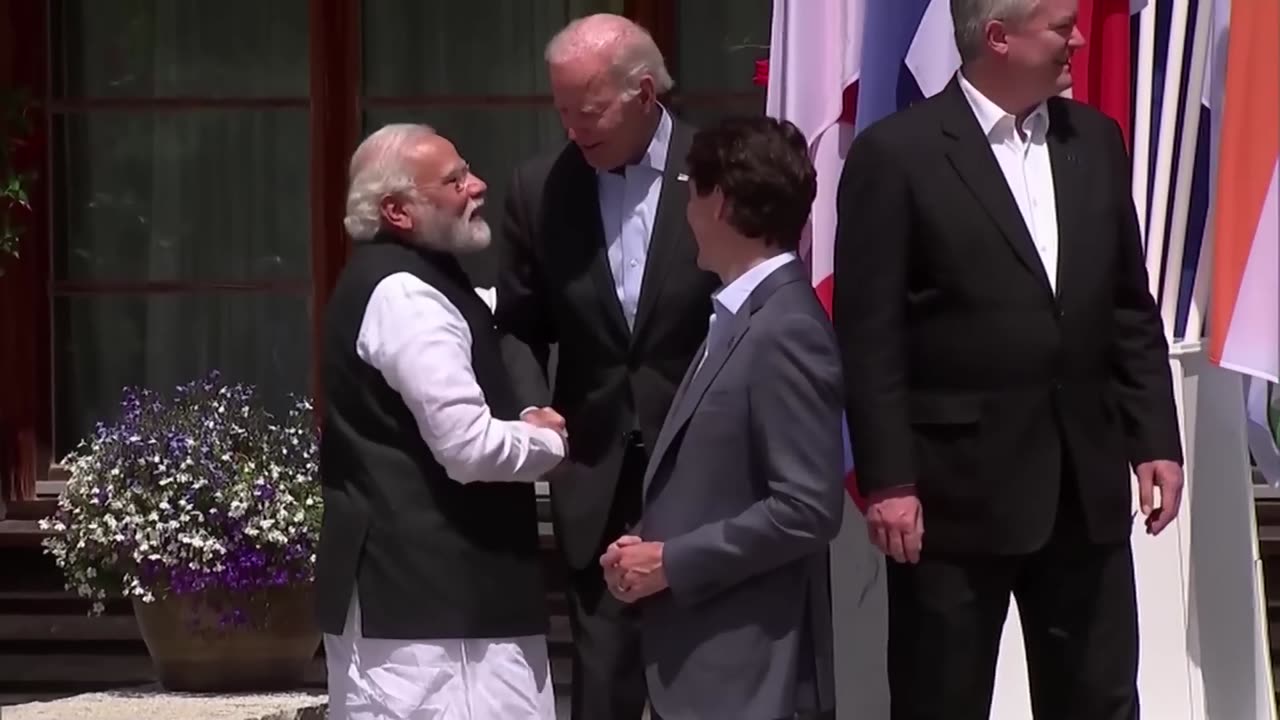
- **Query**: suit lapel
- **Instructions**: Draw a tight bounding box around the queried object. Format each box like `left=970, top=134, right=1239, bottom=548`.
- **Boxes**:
left=631, top=118, right=695, bottom=342
left=642, top=334, right=706, bottom=496
left=1046, top=99, right=1086, bottom=303
left=565, top=151, right=631, bottom=345
left=939, top=78, right=1054, bottom=296
left=642, top=262, right=808, bottom=498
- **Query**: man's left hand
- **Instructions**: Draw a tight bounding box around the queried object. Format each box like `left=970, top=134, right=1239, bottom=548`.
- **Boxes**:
left=601, top=539, right=667, bottom=603
left=1136, top=459, right=1183, bottom=535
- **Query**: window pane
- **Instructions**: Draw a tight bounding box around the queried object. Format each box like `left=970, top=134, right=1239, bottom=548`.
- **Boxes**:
left=362, top=0, right=622, bottom=97
left=363, top=107, right=566, bottom=287
left=676, top=0, right=771, bottom=93
left=54, top=0, right=309, bottom=98
left=53, top=293, right=311, bottom=456
left=52, top=110, right=311, bottom=282
left=673, top=98, right=766, bottom=129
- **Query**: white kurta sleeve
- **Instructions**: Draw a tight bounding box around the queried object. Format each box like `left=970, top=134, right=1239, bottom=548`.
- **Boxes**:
left=356, top=272, right=565, bottom=484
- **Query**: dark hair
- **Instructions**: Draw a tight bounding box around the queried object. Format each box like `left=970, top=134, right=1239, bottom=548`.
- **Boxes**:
left=685, top=116, right=817, bottom=251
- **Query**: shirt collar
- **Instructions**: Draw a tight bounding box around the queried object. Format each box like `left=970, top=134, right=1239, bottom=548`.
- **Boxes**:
left=599, top=105, right=672, bottom=177
left=712, top=252, right=799, bottom=317
left=957, top=71, right=1050, bottom=141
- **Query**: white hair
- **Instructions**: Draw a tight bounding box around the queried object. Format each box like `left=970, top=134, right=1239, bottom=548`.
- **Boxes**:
left=951, top=0, right=1041, bottom=63
left=544, top=13, right=674, bottom=97
left=343, top=123, right=438, bottom=242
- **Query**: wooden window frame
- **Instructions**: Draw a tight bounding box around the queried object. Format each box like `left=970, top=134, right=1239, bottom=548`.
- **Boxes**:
left=0, top=0, right=756, bottom=504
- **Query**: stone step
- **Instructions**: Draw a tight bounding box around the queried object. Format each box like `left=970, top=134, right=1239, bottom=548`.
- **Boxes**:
left=0, top=520, right=53, bottom=549
left=1257, top=525, right=1280, bottom=556
left=0, top=692, right=71, bottom=706
left=1, top=687, right=327, bottom=720
left=0, top=653, right=575, bottom=696
left=0, top=612, right=573, bottom=647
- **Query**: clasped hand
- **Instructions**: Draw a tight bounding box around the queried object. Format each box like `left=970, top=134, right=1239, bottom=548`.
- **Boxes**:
left=600, top=535, right=667, bottom=603
left=865, top=486, right=924, bottom=564
left=521, top=406, right=567, bottom=439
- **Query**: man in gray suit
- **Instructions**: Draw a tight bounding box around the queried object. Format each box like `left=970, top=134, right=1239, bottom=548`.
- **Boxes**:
left=600, top=116, right=846, bottom=720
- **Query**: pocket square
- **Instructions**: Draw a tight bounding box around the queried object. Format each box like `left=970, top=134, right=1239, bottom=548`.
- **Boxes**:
left=676, top=172, right=689, bottom=182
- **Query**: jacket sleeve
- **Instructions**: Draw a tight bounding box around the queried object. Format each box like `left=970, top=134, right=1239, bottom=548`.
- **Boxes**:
left=1103, top=117, right=1184, bottom=465
left=831, top=128, right=918, bottom=495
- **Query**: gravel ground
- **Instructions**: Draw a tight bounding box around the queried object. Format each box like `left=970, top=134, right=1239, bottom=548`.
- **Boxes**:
left=0, top=686, right=326, bottom=720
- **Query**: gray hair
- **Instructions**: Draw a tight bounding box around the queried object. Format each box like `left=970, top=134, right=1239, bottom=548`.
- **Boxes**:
left=343, top=123, right=437, bottom=241
left=951, top=0, right=1041, bottom=63
left=545, top=13, right=674, bottom=97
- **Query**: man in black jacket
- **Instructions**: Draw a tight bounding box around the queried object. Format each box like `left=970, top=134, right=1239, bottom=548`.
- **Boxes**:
left=318, top=123, right=568, bottom=720
left=833, top=0, right=1184, bottom=718
left=495, top=13, right=718, bottom=720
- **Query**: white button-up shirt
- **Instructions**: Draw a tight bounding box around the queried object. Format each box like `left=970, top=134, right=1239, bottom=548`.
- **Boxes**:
left=958, top=72, right=1060, bottom=293
left=597, top=108, right=673, bottom=329
left=697, top=252, right=800, bottom=374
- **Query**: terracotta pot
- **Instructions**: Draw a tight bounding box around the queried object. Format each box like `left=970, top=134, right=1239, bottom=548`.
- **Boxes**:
left=132, top=583, right=321, bottom=692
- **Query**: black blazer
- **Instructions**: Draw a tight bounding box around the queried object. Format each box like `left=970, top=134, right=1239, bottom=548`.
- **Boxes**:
left=832, top=78, right=1183, bottom=554
left=495, top=116, right=719, bottom=568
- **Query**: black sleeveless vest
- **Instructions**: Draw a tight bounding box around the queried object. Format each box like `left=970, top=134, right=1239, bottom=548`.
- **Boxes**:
left=315, top=235, right=547, bottom=639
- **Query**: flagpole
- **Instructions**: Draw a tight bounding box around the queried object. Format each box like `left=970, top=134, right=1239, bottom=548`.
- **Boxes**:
left=1185, top=196, right=1214, bottom=341
left=1160, top=0, right=1214, bottom=338
left=1145, top=0, right=1192, bottom=321
left=1132, top=2, right=1158, bottom=240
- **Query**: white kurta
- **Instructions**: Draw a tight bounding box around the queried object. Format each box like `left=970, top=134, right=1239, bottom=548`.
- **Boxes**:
left=324, top=273, right=564, bottom=720
left=325, top=593, right=555, bottom=720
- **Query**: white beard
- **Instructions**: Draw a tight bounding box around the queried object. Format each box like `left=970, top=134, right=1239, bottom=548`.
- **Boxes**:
left=411, top=200, right=490, bottom=254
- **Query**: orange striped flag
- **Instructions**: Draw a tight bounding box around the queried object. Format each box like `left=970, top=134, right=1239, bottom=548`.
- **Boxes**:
left=1208, top=0, right=1279, bottom=383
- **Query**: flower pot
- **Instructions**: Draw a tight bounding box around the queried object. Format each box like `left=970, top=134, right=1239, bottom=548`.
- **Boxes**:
left=132, top=583, right=321, bottom=692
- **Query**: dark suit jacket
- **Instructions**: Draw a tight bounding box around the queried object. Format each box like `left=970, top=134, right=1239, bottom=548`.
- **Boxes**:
left=638, top=260, right=844, bottom=720
left=832, top=77, right=1183, bottom=555
left=495, top=116, right=720, bottom=569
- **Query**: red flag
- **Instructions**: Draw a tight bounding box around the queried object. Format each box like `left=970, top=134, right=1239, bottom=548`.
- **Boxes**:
left=1074, top=0, right=1140, bottom=147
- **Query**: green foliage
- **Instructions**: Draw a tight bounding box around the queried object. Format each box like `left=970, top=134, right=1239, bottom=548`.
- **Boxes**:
left=1, top=88, right=35, bottom=272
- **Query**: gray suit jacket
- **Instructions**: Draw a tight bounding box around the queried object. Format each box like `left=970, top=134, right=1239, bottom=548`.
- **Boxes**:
left=637, top=260, right=846, bottom=720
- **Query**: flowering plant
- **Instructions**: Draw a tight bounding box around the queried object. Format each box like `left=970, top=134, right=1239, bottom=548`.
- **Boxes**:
left=753, top=59, right=769, bottom=87
left=40, top=372, right=321, bottom=617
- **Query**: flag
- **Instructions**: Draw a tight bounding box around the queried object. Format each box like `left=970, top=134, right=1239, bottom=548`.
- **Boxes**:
left=1173, top=0, right=1218, bottom=339
left=1073, top=0, right=1143, bottom=146
left=1206, top=0, right=1279, bottom=384
left=765, top=0, right=866, bottom=511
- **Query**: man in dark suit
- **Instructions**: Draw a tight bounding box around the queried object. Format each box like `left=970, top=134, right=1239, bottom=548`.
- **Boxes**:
left=601, top=116, right=845, bottom=720
left=832, top=1, right=1185, bottom=718
left=494, top=13, right=718, bottom=720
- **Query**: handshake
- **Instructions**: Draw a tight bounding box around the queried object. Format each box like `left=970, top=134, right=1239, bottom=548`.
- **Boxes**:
left=521, top=406, right=568, bottom=443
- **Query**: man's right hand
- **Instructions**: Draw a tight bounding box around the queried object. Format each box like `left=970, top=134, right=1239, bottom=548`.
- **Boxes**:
left=865, top=486, right=924, bottom=564
left=521, top=406, right=566, bottom=435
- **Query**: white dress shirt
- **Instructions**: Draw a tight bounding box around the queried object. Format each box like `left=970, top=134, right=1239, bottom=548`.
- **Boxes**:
left=325, top=273, right=563, bottom=720
left=958, top=72, right=1061, bottom=293
left=598, top=108, right=673, bottom=329
left=697, top=252, right=800, bottom=374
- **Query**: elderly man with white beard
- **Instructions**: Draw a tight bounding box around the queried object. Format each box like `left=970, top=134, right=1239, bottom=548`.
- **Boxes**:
left=315, top=123, right=569, bottom=720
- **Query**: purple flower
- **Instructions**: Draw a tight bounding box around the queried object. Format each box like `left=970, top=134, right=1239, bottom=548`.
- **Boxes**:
left=43, top=371, right=321, bottom=625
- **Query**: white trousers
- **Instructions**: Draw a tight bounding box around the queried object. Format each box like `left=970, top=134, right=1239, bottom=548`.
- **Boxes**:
left=324, top=592, right=556, bottom=720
